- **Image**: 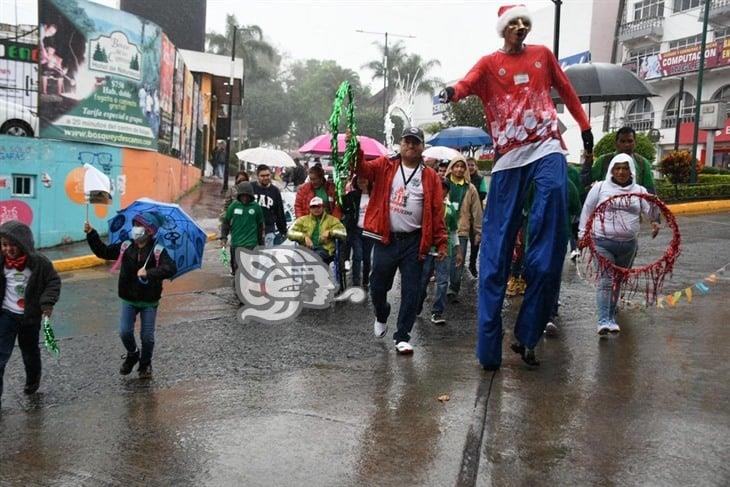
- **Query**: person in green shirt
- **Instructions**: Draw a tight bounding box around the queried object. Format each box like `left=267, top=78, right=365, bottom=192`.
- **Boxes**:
left=220, top=181, right=264, bottom=274
left=417, top=180, right=462, bottom=325
left=589, top=126, right=656, bottom=194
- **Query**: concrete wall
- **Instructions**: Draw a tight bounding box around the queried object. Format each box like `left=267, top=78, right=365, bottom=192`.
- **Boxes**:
left=0, top=135, right=201, bottom=248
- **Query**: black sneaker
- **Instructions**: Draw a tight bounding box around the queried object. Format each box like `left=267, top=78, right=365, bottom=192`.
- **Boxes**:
left=469, top=264, right=478, bottom=278
left=24, top=374, right=41, bottom=395
left=138, top=363, right=153, bottom=379
left=510, top=342, right=540, bottom=367
left=120, top=351, right=139, bottom=375
left=430, top=313, right=446, bottom=325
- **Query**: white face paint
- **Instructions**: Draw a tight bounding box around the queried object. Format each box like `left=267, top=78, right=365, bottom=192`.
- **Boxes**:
left=130, top=225, right=146, bottom=241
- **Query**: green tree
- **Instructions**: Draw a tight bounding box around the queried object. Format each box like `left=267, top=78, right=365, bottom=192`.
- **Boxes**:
left=443, top=95, right=485, bottom=128
left=594, top=131, right=657, bottom=163
left=205, top=14, right=278, bottom=83
left=362, top=41, right=441, bottom=101
left=92, top=43, right=105, bottom=62
left=244, top=80, right=292, bottom=145
left=285, top=59, right=365, bottom=144
left=357, top=107, right=385, bottom=141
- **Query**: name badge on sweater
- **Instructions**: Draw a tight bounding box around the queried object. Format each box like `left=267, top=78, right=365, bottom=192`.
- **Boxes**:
left=514, top=73, right=529, bottom=85
left=234, top=208, right=243, bottom=215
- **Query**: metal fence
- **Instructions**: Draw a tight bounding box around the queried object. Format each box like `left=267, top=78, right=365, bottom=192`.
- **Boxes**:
left=0, top=23, right=39, bottom=136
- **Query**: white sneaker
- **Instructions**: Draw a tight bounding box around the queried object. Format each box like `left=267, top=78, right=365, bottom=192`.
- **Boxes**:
left=544, top=321, right=558, bottom=336
left=570, top=250, right=580, bottom=261
left=394, top=341, right=414, bottom=355
left=373, top=320, right=388, bottom=338
left=608, top=321, right=621, bottom=334
left=597, top=322, right=610, bottom=336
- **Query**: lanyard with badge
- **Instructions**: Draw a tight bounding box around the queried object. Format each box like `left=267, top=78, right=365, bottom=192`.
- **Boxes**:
left=400, top=162, right=421, bottom=189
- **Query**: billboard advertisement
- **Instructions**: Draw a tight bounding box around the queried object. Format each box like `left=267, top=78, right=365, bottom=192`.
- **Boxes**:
left=626, top=40, right=730, bottom=80
left=39, top=0, right=162, bottom=149
left=157, top=33, right=175, bottom=152
left=171, top=50, right=184, bottom=155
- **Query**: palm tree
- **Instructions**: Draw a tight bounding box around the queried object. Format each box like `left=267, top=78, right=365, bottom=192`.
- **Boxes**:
left=362, top=41, right=441, bottom=99
left=205, top=14, right=278, bottom=82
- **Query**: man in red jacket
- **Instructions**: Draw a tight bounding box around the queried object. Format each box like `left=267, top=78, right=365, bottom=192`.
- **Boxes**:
left=294, top=164, right=342, bottom=219
left=354, top=127, right=447, bottom=355
left=440, top=4, right=593, bottom=369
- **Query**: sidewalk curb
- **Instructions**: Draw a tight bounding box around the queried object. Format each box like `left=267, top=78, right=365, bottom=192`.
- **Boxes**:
left=666, top=199, right=730, bottom=215
left=52, top=232, right=218, bottom=273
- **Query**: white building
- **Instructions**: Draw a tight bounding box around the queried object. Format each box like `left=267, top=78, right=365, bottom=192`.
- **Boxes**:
left=615, top=0, right=730, bottom=167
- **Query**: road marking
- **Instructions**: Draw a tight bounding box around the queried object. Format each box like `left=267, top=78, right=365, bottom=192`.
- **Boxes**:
left=456, top=371, right=497, bottom=487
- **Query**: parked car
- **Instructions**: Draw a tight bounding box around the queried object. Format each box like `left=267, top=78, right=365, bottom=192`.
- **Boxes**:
left=0, top=99, right=38, bottom=136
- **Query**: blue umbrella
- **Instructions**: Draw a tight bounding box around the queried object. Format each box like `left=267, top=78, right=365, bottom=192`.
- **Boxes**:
left=427, top=126, right=492, bottom=149
left=107, top=198, right=207, bottom=280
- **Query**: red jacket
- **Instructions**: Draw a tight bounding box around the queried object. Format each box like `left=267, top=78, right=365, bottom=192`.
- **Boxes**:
left=294, top=181, right=342, bottom=219
left=356, top=154, right=447, bottom=260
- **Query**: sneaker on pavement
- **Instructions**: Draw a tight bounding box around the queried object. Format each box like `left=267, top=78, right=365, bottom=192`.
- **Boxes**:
left=608, top=321, right=621, bottom=334
left=138, top=363, right=153, bottom=379
left=597, top=322, right=610, bottom=336
left=544, top=321, right=558, bottom=337
left=373, top=320, right=388, bottom=338
left=23, top=374, right=41, bottom=395
left=394, top=341, right=414, bottom=355
left=119, top=351, right=139, bottom=375
left=570, top=249, right=580, bottom=261
left=430, top=313, right=446, bottom=325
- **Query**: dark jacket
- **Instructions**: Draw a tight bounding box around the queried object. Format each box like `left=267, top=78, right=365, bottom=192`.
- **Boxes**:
left=86, top=230, right=176, bottom=303
left=0, top=221, right=61, bottom=327
left=469, top=171, right=488, bottom=202
left=342, top=189, right=363, bottom=232
left=252, top=181, right=288, bottom=234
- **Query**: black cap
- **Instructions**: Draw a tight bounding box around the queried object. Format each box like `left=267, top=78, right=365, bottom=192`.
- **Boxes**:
left=401, top=126, right=424, bottom=143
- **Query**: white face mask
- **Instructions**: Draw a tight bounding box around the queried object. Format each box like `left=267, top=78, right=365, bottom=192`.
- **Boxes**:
left=130, top=225, right=146, bottom=241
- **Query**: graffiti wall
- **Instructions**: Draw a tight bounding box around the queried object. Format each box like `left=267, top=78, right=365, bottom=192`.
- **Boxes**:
left=0, top=135, right=201, bottom=247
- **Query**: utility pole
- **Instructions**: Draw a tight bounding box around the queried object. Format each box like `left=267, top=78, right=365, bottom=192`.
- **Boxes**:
left=356, top=29, right=415, bottom=142
left=222, top=25, right=237, bottom=193
left=690, top=0, right=711, bottom=184
left=674, top=77, right=685, bottom=151
left=551, top=0, right=563, bottom=58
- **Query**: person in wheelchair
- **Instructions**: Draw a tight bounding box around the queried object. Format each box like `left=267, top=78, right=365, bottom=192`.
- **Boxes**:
left=287, top=197, right=347, bottom=264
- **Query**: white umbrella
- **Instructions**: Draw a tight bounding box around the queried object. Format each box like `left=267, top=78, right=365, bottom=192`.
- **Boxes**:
left=422, top=146, right=461, bottom=161
left=236, top=147, right=295, bottom=168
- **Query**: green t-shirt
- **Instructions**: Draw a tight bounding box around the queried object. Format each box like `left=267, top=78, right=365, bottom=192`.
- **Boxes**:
left=311, top=215, right=323, bottom=247
left=314, top=186, right=330, bottom=212
left=225, top=200, right=264, bottom=248
left=592, top=152, right=655, bottom=192
left=448, top=178, right=468, bottom=211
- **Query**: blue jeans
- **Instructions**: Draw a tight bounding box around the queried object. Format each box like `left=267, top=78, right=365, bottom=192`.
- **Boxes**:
left=0, top=310, right=41, bottom=401
left=419, top=254, right=450, bottom=315
left=477, top=152, right=568, bottom=368
left=370, top=231, right=424, bottom=343
left=594, top=238, right=637, bottom=324
left=449, top=236, right=469, bottom=294
left=264, top=232, right=276, bottom=248
left=120, top=302, right=158, bottom=366
left=349, top=228, right=374, bottom=287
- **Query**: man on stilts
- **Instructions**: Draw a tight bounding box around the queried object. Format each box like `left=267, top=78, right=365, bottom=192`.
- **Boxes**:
left=440, top=4, right=593, bottom=369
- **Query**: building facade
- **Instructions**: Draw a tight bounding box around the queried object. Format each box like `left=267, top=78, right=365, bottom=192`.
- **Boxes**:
left=615, top=0, right=730, bottom=167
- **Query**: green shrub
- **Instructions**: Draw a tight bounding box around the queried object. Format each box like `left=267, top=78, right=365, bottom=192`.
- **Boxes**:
left=659, top=150, right=693, bottom=184
left=698, top=174, right=730, bottom=184
left=702, top=166, right=730, bottom=175
left=594, top=131, right=656, bottom=164
left=656, top=182, right=730, bottom=202
left=477, top=158, right=494, bottom=172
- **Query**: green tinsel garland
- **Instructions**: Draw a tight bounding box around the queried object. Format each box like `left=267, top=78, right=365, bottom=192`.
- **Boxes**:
left=328, top=81, right=359, bottom=205
left=43, top=316, right=60, bottom=358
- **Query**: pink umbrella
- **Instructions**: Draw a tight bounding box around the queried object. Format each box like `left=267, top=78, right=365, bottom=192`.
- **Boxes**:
left=298, top=134, right=389, bottom=160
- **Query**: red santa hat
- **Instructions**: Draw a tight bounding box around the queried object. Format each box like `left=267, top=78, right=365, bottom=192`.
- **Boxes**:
left=496, top=4, right=532, bottom=37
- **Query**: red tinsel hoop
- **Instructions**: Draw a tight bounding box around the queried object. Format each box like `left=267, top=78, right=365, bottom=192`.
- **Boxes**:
left=579, top=192, right=681, bottom=304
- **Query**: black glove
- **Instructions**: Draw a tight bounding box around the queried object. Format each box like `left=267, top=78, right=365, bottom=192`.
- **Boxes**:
left=581, top=129, right=594, bottom=154
left=439, top=86, right=455, bottom=103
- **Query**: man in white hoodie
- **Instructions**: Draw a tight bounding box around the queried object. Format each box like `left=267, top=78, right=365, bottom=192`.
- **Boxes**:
left=579, top=153, right=660, bottom=335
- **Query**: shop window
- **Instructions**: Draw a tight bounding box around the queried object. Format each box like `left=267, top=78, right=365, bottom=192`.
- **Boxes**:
left=662, top=92, right=696, bottom=128
left=12, top=175, right=34, bottom=197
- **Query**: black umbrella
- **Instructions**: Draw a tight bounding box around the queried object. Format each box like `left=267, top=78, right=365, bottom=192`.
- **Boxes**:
left=552, top=62, right=657, bottom=104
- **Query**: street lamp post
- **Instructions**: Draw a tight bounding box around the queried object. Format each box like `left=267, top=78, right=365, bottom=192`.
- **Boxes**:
left=690, top=0, right=712, bottom=184
left=551, top=0, right=563, bottom=58
left=356, top=30, right=415, bottom=143
left=222, top=25, right=237, bottom=193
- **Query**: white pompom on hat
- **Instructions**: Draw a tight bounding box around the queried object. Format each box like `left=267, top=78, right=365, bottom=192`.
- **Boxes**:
left=496, top=4, right=532, bottom=37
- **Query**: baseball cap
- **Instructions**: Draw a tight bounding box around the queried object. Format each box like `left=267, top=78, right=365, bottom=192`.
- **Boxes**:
left=401, top=126, right=424, bottom=143
left=309, top=196, right=324, bottom=207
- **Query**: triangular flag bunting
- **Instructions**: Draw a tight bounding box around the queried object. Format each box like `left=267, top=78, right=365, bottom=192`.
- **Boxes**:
left=706, top=274, right=718, bottom=284
left=685, top=287, right=693, bottom=303
left=695, top=282, right=710, bottom=294
left=667, top=294, right=676, bottom=307
left=656, top=297, right=665, bottom=308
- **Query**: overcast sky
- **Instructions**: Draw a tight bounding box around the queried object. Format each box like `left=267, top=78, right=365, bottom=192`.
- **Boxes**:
left=3, top=0, right=558, bottom=88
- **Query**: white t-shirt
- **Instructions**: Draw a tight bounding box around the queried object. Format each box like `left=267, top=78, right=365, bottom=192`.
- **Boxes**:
left=3, top=267, right=31, bottom=314
left=389, top=164, right=424, bottom=233
left=357, top=193, right=369, bottom=229
left=492, top=138, right=564, bottom=173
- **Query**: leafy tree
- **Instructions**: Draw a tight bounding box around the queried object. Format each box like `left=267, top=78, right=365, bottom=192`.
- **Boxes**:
left=243, top=80, right=292, bottom=145
left=206, top=14, right=278, bottom=83
left=443, top=95, right=485, bottom=128
left=357, top=107, right=385, bottom=141
left=362, top=41, right=441, bottom=101
left=285, top=59, right=365, bottom=144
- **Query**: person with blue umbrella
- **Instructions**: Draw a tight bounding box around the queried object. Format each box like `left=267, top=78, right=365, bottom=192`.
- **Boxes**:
left=84, top=211, right=177, bottom=379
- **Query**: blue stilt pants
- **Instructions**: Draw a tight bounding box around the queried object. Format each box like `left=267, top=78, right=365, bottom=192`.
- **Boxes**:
left=477, top=152, right=568, bottom=368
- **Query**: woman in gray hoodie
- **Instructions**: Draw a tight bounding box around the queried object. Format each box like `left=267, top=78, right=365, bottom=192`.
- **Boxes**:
left=579, top=153, right=660, bottom=335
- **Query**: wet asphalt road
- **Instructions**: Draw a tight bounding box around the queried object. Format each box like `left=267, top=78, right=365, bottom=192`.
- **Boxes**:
left=0, top=200, right=728, bottom=485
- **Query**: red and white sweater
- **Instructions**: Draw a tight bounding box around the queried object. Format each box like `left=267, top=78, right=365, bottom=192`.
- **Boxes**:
left=453, top=44, right=590, bottom=171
